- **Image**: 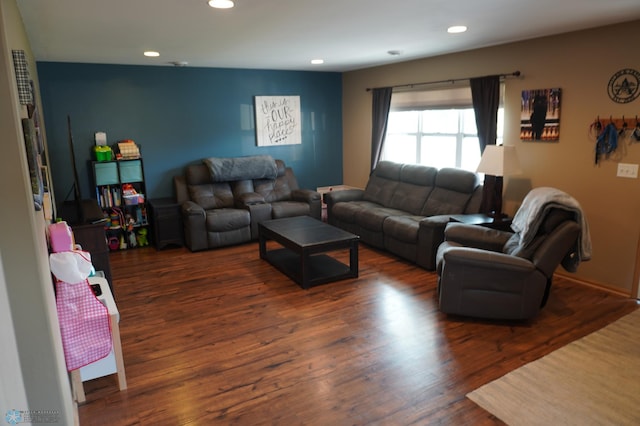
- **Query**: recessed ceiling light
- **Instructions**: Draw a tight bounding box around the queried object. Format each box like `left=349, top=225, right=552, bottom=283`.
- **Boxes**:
left=208, top=0, right=234, bottom=8
left=447, top=25, right=467, bottom=34
left=144, top=51, right=160, bottom=57
left=311, top=59, right=324, bottom=65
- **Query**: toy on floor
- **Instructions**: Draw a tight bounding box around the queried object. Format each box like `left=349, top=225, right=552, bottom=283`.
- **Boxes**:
left=128, top=230, right=137, bottom=248
left=119, top=234, right=127, bottom=250
left=136, top=228, right=149, bottom=247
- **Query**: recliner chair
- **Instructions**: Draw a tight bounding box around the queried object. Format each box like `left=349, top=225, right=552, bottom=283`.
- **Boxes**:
left=436, top=207, right=582, bottom=320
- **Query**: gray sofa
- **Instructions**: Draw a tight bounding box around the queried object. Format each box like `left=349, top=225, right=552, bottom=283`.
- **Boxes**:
left=174, top=155, right=321, bottom=251
left=324, top=161, right=482, bottom=270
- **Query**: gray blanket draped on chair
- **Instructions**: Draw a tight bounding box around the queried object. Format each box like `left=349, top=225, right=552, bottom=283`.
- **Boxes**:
left=511, top=187, right=592, bottom=272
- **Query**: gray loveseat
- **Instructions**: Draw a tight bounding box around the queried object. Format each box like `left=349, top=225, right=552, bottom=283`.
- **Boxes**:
left=174, top=155, right=321, bottom=251
left=324, top=161, right=482, bottom=270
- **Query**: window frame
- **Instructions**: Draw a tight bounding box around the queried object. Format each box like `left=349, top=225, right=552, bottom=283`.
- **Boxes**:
left=381, top=84, right=504, bottom=171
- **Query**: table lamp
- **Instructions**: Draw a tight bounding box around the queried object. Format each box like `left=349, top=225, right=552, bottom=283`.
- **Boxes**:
left=476, top=145, right=522, bottom=218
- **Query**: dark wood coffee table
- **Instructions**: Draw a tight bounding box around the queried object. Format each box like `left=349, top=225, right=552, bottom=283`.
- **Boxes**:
left=259, top=216, right=359, bottom=289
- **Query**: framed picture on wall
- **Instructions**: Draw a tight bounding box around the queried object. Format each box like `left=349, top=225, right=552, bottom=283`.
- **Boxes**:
left=254, top=95, right=302, bottom=146
left=21, top=118, right=44, bottom=211
left=520, top=88, right=561, bottom=142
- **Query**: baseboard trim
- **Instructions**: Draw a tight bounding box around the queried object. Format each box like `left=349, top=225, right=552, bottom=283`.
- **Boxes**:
left=554, top=272, right=632, bottom=298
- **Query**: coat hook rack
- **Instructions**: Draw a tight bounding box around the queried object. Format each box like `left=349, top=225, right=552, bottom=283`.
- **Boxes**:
left=590, top=115, right=640, bottom=135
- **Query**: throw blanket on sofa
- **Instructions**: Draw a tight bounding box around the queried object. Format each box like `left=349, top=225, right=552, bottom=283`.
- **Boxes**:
left=204, top=155, right=278, bottom=182
left=511, top=187, right=592, bottom=272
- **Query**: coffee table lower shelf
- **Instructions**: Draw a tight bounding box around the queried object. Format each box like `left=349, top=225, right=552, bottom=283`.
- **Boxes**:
left=264, top=248, right=356, bottom=289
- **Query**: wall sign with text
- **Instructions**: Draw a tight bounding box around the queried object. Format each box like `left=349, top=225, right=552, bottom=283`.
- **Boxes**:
left=254, top=95, right=302, bottom=146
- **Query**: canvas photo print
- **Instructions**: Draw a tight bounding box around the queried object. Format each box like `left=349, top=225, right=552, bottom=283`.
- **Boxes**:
left=520, top=88, right=561, bottom=142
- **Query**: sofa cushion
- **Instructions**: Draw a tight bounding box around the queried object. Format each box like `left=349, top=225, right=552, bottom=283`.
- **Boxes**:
left=436, top=167, right=478, bottom=193
left=205, top=208, right=250, bottom=232
left=271, top=201, right=310, bottom=218
left=203, top=155, right=277, bottom=182
left=400, top=163, right=438, bottom=187
left=356, top=207, right=409, bottom=232
left=383, top=215, right=422, bottom=243
left=231, top=179, right=255, bottom=197
left=421, top=188, right=471, bottom=216
left=362, top=161, right=402, bottom=206
left=388, top=182, right=431, bottom=215
left=386, top=164, right=437, bottom=215
left=421, top=168, right=478, bottom=216
left=185, top=164, right=213, bottom=185
left=332, top=201, right=380, bottom=224
left=188, top=182, right=234, bottom=210
left=254, top=176, right=292, bottom=202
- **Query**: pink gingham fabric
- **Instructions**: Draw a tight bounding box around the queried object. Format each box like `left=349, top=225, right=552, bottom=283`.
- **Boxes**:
left=55, top=279, right=112, bottom=371
left=51, top=251, right=112, bottom=371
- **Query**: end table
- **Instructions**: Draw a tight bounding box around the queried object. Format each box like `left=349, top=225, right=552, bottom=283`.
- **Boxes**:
left=449, top=213, right=512, bottom=232
left=148, top=198, right=184, bottom=250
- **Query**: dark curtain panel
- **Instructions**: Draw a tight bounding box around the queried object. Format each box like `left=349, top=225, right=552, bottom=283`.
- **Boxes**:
left=370, top=87, right=393, bottom=171
left=470, top=75, right=500, bottom=214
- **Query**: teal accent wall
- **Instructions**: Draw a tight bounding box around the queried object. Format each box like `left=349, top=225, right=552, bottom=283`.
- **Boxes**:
left=36, top=62, right=343, bottom=208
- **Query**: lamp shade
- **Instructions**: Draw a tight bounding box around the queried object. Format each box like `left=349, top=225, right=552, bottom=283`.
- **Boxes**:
left=476, top=145, right=522, bottom=176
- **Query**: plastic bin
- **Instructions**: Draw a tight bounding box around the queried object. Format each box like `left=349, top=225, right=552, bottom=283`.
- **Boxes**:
left=123, top=194, right=144, bottom=206
left=94, top=146, right=112, bottom=162
left=94, top=162, right=119, bottom=186
left=118, top=160, right=143, bottom=183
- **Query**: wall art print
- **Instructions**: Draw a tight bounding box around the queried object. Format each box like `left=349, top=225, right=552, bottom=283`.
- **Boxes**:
left=520, top=88, right=561, bottom=142
left=254, top=95, right=302, bottom=146
left=22, top=118, right=44, bottom=211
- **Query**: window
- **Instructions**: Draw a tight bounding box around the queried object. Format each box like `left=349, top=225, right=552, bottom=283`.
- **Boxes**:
left=381, top=86, right=504, bottom=172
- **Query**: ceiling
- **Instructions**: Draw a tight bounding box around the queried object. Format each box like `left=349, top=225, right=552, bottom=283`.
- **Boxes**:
left=17, top=0, right=640, bottom=72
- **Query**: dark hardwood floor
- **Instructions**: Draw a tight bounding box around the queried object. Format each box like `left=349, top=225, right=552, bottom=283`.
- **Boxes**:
left=78, top=242, right=637, bottom=425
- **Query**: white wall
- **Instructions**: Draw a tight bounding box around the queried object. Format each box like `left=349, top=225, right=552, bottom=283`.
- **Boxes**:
left=0, top=251, right=28, bottom=418
left=0, top=0, right=74, bottom=423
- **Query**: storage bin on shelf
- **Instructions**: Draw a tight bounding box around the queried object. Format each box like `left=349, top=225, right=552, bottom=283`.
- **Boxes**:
left=123, top=193, right=144, bottom=206
left=94, top=146, right=113, bottom=162
left=118, top=159, right=143, bottom=182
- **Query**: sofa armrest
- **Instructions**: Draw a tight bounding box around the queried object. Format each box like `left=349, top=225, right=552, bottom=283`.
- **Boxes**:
left=416, top=215, right=455, bottom=270
left=323, top=189, right=364, bottom=204
left=233, top=193, right=271, bottom=239
left=441, top=246, right=534, bottom=271
left=174, top=175, right=189, bottom=205
left=182, top=200, right=205, bottom=217
left=291, top=188, right=321, bottom=203
left=420, top=214, right=452, bottom=228
left=324, top=189, right=365, bottom=225
left=290, top=189, right=322, bottom=219
left=236, top=192, right=266, bottom=207
left=181, top=201, right=207, bottom=251
left=248, top=203, right=272, bottom=240
left=443, top=222, right=512, bottom=252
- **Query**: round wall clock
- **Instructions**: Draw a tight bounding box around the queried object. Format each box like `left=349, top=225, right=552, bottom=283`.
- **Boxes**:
left=607, top=68, right=640, bottom=104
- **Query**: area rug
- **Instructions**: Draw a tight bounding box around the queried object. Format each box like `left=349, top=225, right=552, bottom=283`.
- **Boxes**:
left=467, top=309, right=640, bottom=425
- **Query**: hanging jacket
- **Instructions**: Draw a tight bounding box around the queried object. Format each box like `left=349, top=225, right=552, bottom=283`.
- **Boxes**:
left=595, top=123, right=618, bottom=164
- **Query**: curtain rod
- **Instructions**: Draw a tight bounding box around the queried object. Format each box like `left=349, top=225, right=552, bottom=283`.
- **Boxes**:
left=365, top=70, right=521, bottom=92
